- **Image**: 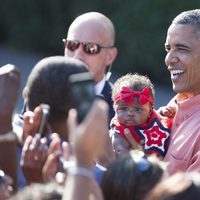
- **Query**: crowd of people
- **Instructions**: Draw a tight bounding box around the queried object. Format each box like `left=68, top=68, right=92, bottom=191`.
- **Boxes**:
left=1, top=8, right=200, bottom=200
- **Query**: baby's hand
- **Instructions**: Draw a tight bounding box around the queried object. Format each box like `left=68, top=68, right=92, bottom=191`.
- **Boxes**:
left=124, top=128, right=144, bottom=152
left=112, top=133, right=130, bottom=158
left=157, top=106, right=176, bottom=118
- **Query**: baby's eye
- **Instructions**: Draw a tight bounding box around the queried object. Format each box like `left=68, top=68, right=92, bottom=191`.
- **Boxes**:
left=134, top=107, right=143, bottom=112
left=118, top=106, right=128, bottom=111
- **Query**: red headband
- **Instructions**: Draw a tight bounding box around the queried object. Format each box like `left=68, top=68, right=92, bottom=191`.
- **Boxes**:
left=114, top=86, right=154, bottom=105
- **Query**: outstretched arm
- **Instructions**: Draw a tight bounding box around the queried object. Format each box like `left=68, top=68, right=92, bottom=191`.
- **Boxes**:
left=0, top=64, right=20, bottom=191
left=62, top=99, right=107, bottom=200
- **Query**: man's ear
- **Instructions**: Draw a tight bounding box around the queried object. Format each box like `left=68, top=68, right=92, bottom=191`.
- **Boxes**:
left=105, top=47, right=118, bottom=80
left=106, top=47, right=118, bottom=66
left=22, top=86, right=28, bottom=102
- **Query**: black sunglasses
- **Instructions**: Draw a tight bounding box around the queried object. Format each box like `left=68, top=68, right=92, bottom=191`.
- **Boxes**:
left=63, top=39, right=114, bottom=55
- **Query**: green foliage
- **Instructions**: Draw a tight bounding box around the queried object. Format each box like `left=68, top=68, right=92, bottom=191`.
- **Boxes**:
left=1, top=0, right=200, bottom=85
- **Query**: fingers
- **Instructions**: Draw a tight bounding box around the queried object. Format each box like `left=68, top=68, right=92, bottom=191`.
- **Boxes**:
left=22, top=104, right=49, bottom=144
left=164, top=106, right=176, bottom=117
left=0, top=64, right=19, bottom=75
left=21, top=134, right=48, bottom=168
left=67, top=109, right=78, bottom=142
left=0, top=64, right=20, bottom=86
left=48, top=133, right=61, bottom=155
left=124, top=128, right=144, bottom=152
left=21, top=134, right=48, bottom=183
left=157, top=106, right=176, bottom=118
left=69, top=99, right=109, bottom=166
left=62, top=141, right=71, bottom=161
left=112, top=133, right=130, bottom=158
left=42, top=135, right=70, bottom=182
left=0, top=64, right=21, bottom=116
left=42, top=151, right=61, bottom=183
left=32, top=106, right=44, bottom=135
left=21, top=135, right=33, bottom=164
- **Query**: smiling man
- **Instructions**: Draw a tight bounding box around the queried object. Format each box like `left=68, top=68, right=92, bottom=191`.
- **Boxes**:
left=163, top=9, right=200, bottom=175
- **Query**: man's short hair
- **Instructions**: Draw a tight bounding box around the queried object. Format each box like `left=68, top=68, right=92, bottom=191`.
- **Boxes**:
left=26, top=56, right=88, bottom=122
left=172, top=9, right=200, bottom=25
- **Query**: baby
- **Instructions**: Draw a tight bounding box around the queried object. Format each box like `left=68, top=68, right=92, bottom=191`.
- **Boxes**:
left=110, top=73, right=171, bottom=158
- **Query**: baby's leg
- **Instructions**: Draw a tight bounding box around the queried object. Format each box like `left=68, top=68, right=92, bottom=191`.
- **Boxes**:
left=111, top=133, right=130, bottom=158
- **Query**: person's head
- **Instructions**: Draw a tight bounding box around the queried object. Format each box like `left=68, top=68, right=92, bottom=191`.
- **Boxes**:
left=24, top=56, right=88, bottom=137
left=10, top=182, right=63, bottom=200
left=112, top=73, right=155, bottom=126
left=165, top=9, right=200, bottom=97
left=101, top=150, right=165, bottom=200
left=64, top=12, right=118, bottom=84
left=145, top=172, right=200, bottom=200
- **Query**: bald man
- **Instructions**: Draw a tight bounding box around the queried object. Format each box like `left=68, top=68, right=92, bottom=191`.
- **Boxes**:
left=64, top=12, right=118, bottom=121
left=63, top=12, right=117, bottom=167
left=14, top=12, right=117, bottom=170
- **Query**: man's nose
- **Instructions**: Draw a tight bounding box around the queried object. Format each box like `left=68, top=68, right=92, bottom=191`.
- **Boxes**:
left=165, top=51, right=179, bottom=66
left=73, top=45, right=86, bottom=61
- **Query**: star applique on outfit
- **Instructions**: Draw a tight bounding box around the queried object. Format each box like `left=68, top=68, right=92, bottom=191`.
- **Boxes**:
left=110, top=110, right=171, bottom=157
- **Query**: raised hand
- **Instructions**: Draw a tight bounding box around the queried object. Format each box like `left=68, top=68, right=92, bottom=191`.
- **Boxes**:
left=0, top=64, right=20, bottom=133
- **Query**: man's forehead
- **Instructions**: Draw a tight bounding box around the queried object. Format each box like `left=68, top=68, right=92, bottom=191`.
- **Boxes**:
left=69, top=18, right=105, bottom=33
left=167, top=23, right=199, bottom=36
left=68, top=22, right=112, bottom=45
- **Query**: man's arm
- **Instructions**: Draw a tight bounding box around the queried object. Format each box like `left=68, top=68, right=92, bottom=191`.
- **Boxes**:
left=0, top=64, right=20, bottom=191
left=62, top=100, right=107, bottom=200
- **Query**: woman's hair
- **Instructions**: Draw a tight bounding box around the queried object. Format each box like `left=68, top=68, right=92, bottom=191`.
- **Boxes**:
left=10, top=182, right=64, bottom=200
left=145, top=172, right=200, bottom=200
left=101, top=150, right=165, bottom=200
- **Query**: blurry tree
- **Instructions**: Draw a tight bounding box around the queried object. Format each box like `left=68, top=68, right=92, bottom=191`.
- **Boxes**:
left=1, top=0, right=200, bottom=85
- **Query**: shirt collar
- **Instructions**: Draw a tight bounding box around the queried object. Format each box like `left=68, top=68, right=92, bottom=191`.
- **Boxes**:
left=95, top=76, right=106, bottom=95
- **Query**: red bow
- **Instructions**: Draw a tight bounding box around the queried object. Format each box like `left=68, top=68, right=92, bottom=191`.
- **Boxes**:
left=114, top=86, right=154, bottom=105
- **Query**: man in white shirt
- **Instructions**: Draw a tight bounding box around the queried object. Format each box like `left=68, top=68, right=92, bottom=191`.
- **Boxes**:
left=64, top=12, right=118, bottom=121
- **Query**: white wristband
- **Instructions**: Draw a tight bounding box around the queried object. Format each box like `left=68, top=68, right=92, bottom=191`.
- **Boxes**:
left=68, top=167, right=94, bottom=180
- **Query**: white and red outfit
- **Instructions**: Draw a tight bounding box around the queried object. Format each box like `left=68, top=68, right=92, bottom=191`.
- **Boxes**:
left=111, top=110, right=171, bottom=157
left=111, top=86, right=171, bottom=157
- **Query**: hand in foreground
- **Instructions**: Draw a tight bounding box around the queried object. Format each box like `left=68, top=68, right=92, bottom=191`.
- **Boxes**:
left=157, top=106, right=176, bottom=118
left=111, top=129, right=144, bottom=158
left=124, top=128, right=144, bottom=151
left=0, top=64, right=20, bottom=133
left=20, top=134, right=48, bottom=184
left=157, top=95, right=177, bottom=119
left=22, top=104, right=50, bottom=145
left=0, top=64, right=20, bottom=116
left=68, top=99, right=109, bottom=168
left=0, top=170, right=13, bottom=199
left=63, top=99, right=108, bottom=200
left=42, top=133, right=70, bottom=183
left=111, top=133, right=130, bottom=158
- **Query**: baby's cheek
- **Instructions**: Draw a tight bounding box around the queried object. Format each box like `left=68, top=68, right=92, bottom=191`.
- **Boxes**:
left=116, top=110, right=127, bottom=119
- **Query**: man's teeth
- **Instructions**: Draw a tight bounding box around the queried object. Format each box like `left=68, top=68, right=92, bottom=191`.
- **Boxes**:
left=171, top=70, right=184, bottom=75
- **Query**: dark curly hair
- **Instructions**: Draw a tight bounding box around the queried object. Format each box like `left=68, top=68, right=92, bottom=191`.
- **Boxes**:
left=112, top=73, right=155, bottom=105
left=26, top=56, right=88, bottom=122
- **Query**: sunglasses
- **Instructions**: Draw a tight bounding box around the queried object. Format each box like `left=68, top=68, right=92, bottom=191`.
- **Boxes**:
left=63, top=39, right=114, bottom=55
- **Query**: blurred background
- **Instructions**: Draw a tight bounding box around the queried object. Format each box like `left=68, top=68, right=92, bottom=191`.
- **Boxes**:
left=1, top=0, right=199, bottom=112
